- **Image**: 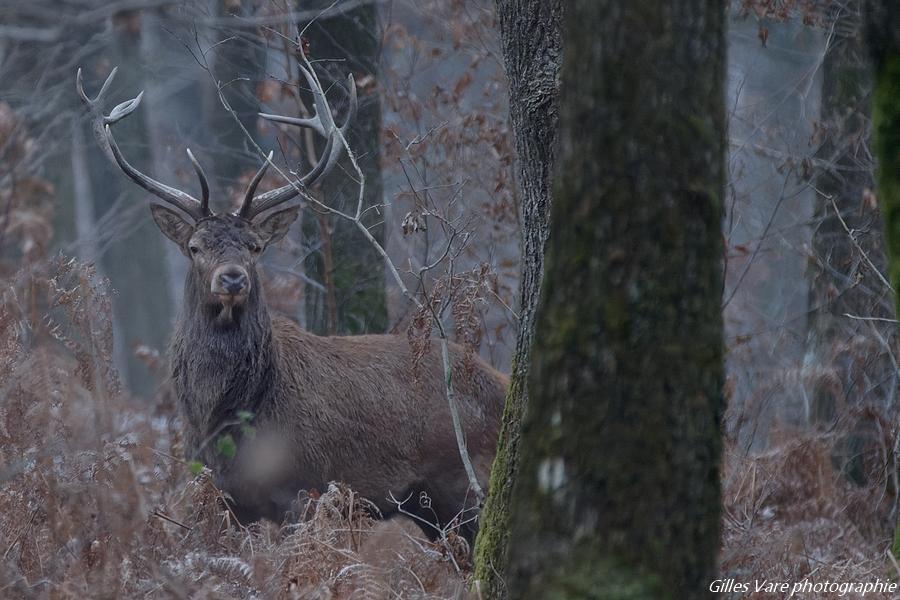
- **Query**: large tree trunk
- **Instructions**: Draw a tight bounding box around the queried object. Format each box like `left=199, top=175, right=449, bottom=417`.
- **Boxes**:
left=471, top=1, right=561, bottom=597
left=503, top=2, right=726, bottom=597
left=863, top=0, right=900, bottom=557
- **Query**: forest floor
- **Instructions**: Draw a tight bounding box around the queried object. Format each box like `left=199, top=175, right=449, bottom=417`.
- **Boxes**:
left=1, top=260, right=897, bottom=598
left=720, top=429, right=898, bottom=599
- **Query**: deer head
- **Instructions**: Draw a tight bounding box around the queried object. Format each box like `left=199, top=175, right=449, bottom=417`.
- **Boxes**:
left=76, top=61, right=356, bottom=324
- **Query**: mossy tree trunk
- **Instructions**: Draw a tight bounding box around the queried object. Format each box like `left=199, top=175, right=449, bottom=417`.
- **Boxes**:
left=866, top=3, right=900, bottom=312
left=863, top=0, right=900, bottom=558
left=504, top=2, right=726, bottom=598
left=302, top=2, right=387, bottom=335
left=472, top=1, right=561, bottom=597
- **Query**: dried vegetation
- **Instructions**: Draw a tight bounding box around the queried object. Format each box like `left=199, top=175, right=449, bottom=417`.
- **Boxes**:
left=2, top=2, right=899, bottom=597
left=0, top=105, right=470, bottom=599
left=721, top=419, right=899, bottom=597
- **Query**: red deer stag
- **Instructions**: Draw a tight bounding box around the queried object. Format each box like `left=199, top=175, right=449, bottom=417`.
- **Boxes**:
left=76, top=62, right=506, bottom=541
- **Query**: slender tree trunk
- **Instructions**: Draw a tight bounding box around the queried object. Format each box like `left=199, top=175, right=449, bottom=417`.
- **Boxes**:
left=141, top=8, right=191, bottom=321
left=70, top=120, right=101, bottom=264
left=303, top=1, right=387, bottom=334
left=807, top=1, right=894, bottom=418
left=86, top=11, right=172, bottom=396
left=504, top=2, right=726, bottom=597
left=866, top=4, right=900, bottom=312
left=805, top=1, right=896, bottom=484
left=471, top=1, right=561, bottom=597
left=863, top=0, right=900, bottom=558
left=210, top=0, right=264, bottom=185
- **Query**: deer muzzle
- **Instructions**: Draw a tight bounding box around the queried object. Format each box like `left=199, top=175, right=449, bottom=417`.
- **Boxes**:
left=211, top=265, right=250, bottom=303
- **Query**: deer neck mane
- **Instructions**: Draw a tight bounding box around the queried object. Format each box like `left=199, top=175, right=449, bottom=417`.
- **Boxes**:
left=173, top=270, right=279, bottom=449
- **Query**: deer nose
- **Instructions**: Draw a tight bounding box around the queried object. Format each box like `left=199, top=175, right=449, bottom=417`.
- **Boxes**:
left=214, top=266, right=249, bottom=295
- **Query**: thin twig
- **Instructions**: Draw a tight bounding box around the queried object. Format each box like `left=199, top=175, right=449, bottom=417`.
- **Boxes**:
left=441, top=336, right=485, bottom=503
left=821, top=190, right=894, bottom=293
left=152, top=509, right=193, bottom=531
left=3, top=508, right=38, bottom=559
left=843, top=313, right=898, bottom=324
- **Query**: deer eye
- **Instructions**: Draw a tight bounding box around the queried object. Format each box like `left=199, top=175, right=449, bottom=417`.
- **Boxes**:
left=189, top=245, right=201, bottom=255
left=249, top=243, right=262, bottom=254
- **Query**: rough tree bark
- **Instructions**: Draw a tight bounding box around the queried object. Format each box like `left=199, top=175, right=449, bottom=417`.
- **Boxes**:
left=471, top=1, right=561, bottom=597
left=503, top=2, right=726, bottom=597
left=863, top=0, right=900, bottom=557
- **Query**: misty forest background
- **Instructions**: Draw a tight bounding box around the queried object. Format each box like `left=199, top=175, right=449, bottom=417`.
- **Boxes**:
left=1, top=0, right=900, bottom=598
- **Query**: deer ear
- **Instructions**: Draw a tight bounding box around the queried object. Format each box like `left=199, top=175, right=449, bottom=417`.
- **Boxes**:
left=254, top=206, right=300, bottom=247
left=150, top=204, right=195, bottom=253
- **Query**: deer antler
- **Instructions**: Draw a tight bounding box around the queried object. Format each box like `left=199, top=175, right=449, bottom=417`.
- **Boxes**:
left=238, top=60, right=357, bottom=220
left=76, top=67, right=211, bottom=221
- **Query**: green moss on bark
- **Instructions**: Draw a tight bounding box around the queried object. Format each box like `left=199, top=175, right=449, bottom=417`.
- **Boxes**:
left=528, top=545, right=662, bottom=600
left=473, top=358, right=520, bottom=591
left=864, top=0, right=900, bottom=560
left=472, top=1, right=561, bottom=596
left=873, top=54, right=900, bottom=319
left=503, top=1, right=726, bottom=597
left=872, top=51, right=900, bottom=561
left=893, top=515, right=900, bottom=559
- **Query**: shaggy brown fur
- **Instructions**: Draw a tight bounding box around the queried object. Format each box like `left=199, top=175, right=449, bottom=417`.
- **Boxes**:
left=157, top=208, right=507, bottom=540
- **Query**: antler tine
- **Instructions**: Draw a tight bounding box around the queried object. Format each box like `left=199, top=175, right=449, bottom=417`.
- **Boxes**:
left=244, top=135, right=336, bottom=219
left=341, top=73, right=358, bottom=136
left=76, top=66, right=116, bottom=108
left=238, top=151, right=274, bottom=218
left=104, top=125, right=205, bottom=219
left=77, top=67, right=122, bottom=165
left=299, top=133, right=337, bottom=187
left=186, top=149, right=211, bottom=217
left=257, top=70, right=355, bottom=135
left=243, top=62, right=357, bottom=220
left=258, top=112, right=323, bottom=136
left=76, top=66, right=205, bottom=220
left=261, top=66, right=357, bottom=174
